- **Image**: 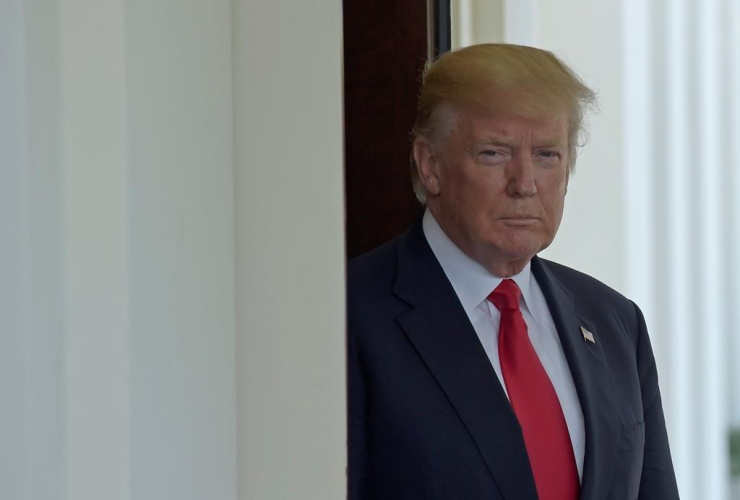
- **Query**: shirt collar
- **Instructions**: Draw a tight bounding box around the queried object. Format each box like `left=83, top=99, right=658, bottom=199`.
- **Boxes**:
left=422, top=209, right=538, bottom=319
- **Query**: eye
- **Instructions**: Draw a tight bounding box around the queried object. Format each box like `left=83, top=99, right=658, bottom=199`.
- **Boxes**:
left=535, top=150, right=563, bottom=165
left=478, top=149, right=509, bottom=165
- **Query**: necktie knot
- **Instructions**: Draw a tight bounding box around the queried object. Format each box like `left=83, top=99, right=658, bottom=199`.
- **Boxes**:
left=487, top=279, right=521, bottom=311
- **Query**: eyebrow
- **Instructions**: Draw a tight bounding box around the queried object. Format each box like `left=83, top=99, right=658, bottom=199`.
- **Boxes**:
left=473, top=137, right=516, bottom=147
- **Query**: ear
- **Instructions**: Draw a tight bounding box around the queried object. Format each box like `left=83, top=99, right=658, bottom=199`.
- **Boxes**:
left=413, top=137, right=442, bottom=197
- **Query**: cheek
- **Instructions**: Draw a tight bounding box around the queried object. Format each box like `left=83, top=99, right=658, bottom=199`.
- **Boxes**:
left=550, top=184, right=567, bottom=206
left=449, top=172, right=497, bottom=212
left=540, top=179, right=567, bottom=221
left=542, top=173, right=568, bottom=200
left=548, top=193, right=567, bottom=229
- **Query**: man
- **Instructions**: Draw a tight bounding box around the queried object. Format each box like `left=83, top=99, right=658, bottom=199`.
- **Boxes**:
left=347, top=44, right=679, bottom=499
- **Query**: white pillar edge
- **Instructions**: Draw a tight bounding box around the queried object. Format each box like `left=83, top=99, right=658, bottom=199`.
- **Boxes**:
left=232, top=0, right=347, bottom=498
left=0, top=0, right=31, bottom=496
left=697, top=0, right=729, bottom=496
left=20, top=0, right=67, bottom=496
left=728, top=0, right=740, bottom=433
left=664, top=0, right=693, bottom=496
left=621, top=0, right=654, bottom=322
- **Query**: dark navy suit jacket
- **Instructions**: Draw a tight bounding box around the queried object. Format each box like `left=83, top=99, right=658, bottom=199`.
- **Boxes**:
left=347, top=220, right=679, bottom=499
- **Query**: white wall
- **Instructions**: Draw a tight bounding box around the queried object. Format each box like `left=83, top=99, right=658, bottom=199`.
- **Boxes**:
left=231, top=0, right=347, bottom=498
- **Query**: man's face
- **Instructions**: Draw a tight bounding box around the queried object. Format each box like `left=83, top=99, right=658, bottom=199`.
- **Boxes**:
left=415, top=101, right=570, bottom=277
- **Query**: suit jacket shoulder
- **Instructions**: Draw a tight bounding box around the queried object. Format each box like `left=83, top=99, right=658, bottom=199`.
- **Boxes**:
left=347, top=232, right=410, bottom=336
left=535, top=258, right=641, bottom=345
left=348, top=233, right=400, bottom=302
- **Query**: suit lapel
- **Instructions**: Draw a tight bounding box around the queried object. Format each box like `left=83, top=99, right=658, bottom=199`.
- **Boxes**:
left=393, top=223, right=539, bottom=500
left=531, top=257, right=620, bottom=500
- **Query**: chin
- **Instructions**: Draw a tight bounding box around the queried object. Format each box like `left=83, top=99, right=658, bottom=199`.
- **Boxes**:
left=495, top=240, right=544, bottom=260
left=500, top=231, right=552, bottom=254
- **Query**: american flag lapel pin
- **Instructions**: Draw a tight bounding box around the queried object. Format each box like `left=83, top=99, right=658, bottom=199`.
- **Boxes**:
left=581, top=326, right=596, bottom=344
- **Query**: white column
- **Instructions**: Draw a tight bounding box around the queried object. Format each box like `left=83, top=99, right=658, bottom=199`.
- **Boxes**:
left=124, top=0, right=237, bottom=498
left=622, top=0, right=655, bottom=317
left=7, top=0, right=349, bottom=496
left=0, top=1, right=32, bottom=497
left=664, top=0, right=693, bottom=495
left=696, top=0, right=728, bottom=496
left=231, top=0, right=347, bottom=498
left=2, top=0, right=239, bottom=498
left=59, top=0, right=131, bottom=497
left=729, top=0, right=740, bottom=434
left=621, top=0, right=734, bottom=498
left=12, top=0, right=67, bottom=500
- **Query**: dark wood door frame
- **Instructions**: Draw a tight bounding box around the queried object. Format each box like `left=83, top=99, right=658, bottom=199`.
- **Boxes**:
left=343, top=0, right=451, bottom=259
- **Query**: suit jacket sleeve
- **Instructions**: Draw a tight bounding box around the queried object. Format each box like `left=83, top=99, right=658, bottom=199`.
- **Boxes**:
left=633, top=301, right=680, bottom=499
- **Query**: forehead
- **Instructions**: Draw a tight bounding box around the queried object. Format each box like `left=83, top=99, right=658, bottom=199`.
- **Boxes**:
left=448, top=86, right=569, bottom=140
left=456, top=107, right=569, bottom=146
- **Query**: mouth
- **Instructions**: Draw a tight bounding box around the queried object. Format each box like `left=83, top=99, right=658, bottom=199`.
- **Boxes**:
left=499, top=216, right=540, bottom=226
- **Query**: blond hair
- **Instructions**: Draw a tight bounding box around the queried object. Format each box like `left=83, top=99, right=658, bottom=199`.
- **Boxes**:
left=411, top=43, right=598, bottom=203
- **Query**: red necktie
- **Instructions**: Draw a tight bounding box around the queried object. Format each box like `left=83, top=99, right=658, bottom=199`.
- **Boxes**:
left=488, top=279, right=579, bottom=500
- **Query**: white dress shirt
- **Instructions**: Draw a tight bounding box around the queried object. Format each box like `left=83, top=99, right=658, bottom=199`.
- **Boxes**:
left=422, top=210, right=586, bottom=479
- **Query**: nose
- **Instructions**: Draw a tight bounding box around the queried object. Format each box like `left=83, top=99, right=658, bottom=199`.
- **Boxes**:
left=505, top=154, right=537, bottom=197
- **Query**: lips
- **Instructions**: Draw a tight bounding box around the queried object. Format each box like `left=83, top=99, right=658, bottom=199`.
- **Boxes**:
left=499, top=216, right=540, bottom=226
